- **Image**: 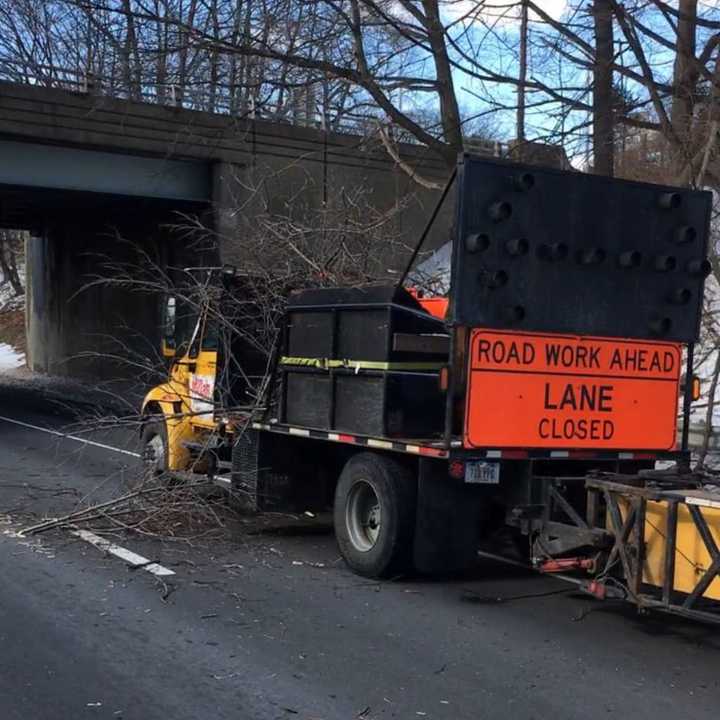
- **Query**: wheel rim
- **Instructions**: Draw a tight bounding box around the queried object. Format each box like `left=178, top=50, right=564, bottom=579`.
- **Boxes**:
left=345, top=480, right=381, bottom=552
left=144, top=434, right=166, bottom=476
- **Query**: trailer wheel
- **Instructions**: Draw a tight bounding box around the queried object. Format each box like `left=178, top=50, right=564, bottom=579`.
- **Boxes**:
left=134, top=417, right=168, bottom=490
left=334, top=452, right=416, bottom=579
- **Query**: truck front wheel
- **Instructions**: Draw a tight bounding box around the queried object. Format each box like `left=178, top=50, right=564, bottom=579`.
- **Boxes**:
left=334, top=452, right=417, bottom=579
left=135, top=417, right=168, bottom=490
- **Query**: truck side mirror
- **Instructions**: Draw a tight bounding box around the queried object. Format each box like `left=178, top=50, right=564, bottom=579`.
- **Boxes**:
left=162, top=296, right=177, bottom=358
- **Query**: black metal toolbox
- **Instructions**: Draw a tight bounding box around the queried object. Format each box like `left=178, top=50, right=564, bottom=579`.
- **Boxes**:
left=279, top=286, right=448, bottom=438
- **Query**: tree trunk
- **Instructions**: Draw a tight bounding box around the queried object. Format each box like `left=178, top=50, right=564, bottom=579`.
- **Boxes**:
left=121, top=0, right=142, bottom=100
left=671, top=0, right=699, bottom=176
left=592, top=0, right=614, bottom=176
left=154, top=0, right=168, bottom=104
left=0, top=232, right=24, bottom=297
left=421, top=0, right=464, bottom=155
left=207, top=0, right=220, bottom=113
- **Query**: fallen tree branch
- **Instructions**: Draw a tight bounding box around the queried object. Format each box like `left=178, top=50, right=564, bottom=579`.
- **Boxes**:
left=19, top=482, right=212, bottom=535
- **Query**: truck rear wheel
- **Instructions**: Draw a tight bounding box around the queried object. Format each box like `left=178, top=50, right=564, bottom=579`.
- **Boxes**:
left=334, top=452, right=416, bottom=579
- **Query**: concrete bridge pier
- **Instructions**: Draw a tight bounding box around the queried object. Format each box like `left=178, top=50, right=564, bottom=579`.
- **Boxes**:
left=24, top=196, right=210, bottom=382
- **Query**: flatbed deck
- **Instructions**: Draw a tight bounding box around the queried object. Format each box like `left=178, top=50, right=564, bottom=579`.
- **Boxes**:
left=251, top=421, right=688, bottom=462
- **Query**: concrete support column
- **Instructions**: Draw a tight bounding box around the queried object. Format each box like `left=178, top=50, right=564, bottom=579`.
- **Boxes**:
left=25, top=231, right=58, bottom=375
left=26, top=219, right=158, bottom=380
left=24, top=198, right=205, bottom=382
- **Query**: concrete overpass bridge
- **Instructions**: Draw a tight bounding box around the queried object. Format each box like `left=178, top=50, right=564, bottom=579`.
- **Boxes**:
left=0, top=81, right=447, bottom=379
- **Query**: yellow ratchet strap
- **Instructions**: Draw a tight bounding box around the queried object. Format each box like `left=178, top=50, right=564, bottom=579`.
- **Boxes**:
left=279, top=356, right=444, bottom=371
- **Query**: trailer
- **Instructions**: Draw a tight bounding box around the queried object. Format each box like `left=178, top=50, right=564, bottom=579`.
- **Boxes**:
left=141, top=153, right=720, bottom=623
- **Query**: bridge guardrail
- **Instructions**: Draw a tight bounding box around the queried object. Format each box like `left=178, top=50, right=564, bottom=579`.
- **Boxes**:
left=0, top=56, right=507, bottom=157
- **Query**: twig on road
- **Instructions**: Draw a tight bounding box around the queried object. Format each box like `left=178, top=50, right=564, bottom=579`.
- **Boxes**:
left=19, top=485, right=177, bottom=535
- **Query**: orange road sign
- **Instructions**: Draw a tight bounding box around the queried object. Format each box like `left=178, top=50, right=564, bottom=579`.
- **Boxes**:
left=464, top=330, right=682, bottom=450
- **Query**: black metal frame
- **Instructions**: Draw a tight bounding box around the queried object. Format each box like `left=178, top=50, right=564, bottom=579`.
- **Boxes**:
left=448, top=154, right=712, bottom=342
left=531, top=478, right=612, bottom=556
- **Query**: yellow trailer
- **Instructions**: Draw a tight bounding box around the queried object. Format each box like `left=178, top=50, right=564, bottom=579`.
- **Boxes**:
left=586, top=476, right=720, bottom=623
left=643, top=490, right=720, bottom=602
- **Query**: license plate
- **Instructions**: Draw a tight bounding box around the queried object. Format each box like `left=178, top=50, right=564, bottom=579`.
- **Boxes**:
left=465, top=460, right=500, bottom=484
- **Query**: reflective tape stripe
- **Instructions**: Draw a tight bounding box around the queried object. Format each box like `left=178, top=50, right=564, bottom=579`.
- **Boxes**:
left=249, top=423, right=664, bottom=462
left=249, top=422, right=449, bottom=457
left=367, top=438, right=394, bottom=450
left=418, top=446, right=447, bottom=457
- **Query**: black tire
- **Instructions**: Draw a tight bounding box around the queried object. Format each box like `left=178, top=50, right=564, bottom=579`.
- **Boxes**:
left=133, top=417, right=169, bottom=491
left=333, top=452, right=417, bottom=579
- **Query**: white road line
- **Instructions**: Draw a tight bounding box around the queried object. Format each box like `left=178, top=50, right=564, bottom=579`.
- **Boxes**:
left=72, top=529, right=175, bottom=577
left=0, top=415, right=140, bottom=458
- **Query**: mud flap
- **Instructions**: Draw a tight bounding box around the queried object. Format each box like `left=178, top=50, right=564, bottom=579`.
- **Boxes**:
left=413, top=458, right=483, bottom=574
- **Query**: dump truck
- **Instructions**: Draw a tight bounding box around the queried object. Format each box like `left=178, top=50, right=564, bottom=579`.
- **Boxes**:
left=142, top=153, right=720, bottom=624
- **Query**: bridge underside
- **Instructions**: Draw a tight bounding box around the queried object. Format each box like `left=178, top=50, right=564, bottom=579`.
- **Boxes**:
left=0, top=139, right=210, bottom=204
left=0, top=87, right=450, bottom=386
left=0, top=183, right=210, bottom=382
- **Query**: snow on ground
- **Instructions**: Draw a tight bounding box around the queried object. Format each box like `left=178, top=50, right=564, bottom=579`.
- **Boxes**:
left=0, top=343, right=24, bottom=370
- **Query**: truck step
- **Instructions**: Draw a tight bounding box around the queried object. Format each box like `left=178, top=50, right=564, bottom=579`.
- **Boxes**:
left=166, top=470, right=206, bottom=484
left=212, top=475, right=232, bottom=490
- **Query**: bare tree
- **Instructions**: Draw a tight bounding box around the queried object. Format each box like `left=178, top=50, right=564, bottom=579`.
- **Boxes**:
left=1, top=0, right=717, bottom=179
left=0, top=230, right=24, bottom=297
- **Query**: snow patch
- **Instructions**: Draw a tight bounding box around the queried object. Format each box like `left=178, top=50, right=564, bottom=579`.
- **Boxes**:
left=0, top=342, right=24, bottom=370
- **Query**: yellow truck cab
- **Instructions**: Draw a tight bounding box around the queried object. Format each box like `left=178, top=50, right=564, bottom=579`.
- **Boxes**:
left=140, top=270, right=267, bottom=485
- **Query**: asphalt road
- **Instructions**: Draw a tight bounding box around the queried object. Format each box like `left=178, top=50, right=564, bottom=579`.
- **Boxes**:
left=1, top=379, right=719, bottom=720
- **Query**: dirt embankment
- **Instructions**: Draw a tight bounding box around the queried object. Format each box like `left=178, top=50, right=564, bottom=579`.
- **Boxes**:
left=0, top=306, right=25, bottom=353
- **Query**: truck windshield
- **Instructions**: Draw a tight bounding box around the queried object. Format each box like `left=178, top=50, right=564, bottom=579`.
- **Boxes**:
left=201, top=315, right=219, bottom=351
left=173, top=296, right=200, bottom=352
